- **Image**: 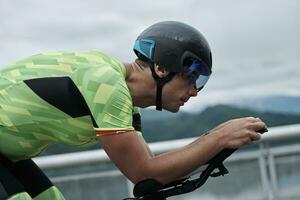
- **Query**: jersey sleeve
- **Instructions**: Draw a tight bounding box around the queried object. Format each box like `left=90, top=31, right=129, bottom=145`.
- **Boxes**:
left=77, top=66, right=136, bottom=136
left=93, top=82, right=135, bottom=136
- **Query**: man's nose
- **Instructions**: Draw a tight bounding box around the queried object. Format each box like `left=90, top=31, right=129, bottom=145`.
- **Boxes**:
left=189, top=85, right=198, bottom=97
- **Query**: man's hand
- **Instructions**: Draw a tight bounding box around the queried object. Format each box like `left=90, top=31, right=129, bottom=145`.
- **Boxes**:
left=210, top=117, right=268, bottom=149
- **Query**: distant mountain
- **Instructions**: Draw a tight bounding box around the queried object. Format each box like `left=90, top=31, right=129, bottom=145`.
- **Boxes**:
left=141, top=104, right=300, bottom=143
left=232, top=95, right=300, bottom=114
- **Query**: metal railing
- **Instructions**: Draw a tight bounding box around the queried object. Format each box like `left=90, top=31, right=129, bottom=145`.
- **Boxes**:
left=34, top=124, right=300, bottom=200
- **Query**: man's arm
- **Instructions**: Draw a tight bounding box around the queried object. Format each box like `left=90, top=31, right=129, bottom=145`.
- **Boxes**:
left=100, top=117, right=266, bottom=184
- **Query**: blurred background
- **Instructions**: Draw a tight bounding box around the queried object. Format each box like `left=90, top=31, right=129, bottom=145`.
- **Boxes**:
left=0, top=0, right=299, bottom=112
left=0, top=0, right=300, bottom=199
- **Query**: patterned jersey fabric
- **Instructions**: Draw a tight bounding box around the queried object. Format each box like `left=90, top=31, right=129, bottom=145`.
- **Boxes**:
left=0, top=51, right=141, bottom=161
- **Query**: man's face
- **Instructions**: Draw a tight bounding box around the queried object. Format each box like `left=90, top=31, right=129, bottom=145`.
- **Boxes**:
left=161, top=74, right=198, bottom=112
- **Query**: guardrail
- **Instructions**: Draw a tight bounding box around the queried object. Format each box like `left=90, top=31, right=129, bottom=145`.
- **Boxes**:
left=34, top=124, right=300, bottom=168
left=34, top=124, right=300, bottom=200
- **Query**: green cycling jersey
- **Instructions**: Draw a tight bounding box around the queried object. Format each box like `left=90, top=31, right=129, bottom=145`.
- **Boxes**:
left=0, top=51, right=141, bottom=161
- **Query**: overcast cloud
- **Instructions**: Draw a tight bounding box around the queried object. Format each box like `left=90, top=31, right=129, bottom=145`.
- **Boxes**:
left=0, top=0, right=299, bottom=112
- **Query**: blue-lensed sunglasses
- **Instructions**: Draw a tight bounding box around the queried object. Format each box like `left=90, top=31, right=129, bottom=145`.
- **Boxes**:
left=182, top=58, right=211, bottom=92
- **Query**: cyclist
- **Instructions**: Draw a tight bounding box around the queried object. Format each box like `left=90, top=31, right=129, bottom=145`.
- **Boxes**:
left=0, top=21, right=267, bottom=199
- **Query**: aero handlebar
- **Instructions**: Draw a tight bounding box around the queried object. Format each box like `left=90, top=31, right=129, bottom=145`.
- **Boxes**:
left=124, top=128, right=268, bottom=200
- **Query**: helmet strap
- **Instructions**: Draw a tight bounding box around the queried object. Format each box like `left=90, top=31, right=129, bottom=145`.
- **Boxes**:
left=150, top=65, right=176, bottom=111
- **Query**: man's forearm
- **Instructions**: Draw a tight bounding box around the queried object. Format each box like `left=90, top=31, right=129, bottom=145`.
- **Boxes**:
left=141, top=131, right=224, bottom=184
left=100, top=130, right=224, bottom=185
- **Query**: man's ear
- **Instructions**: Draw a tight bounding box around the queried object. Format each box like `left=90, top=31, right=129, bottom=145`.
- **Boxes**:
left=154, top=64, right=169, bottom=78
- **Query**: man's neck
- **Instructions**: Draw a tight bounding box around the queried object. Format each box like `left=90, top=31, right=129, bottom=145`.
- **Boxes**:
left=124, top=62, right=156, bottom=108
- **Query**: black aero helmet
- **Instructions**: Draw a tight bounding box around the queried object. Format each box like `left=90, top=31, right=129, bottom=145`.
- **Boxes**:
left=133, top=21, right=212, bottom=110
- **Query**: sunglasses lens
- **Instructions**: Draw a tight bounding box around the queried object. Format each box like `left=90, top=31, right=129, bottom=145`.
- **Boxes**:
left=195, top=75, right=210, bottom=91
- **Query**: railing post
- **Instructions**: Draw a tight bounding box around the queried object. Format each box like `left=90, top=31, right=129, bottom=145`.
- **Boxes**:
left=259, top=143, right=273, bottom=200
left=126, top=179, right=134, bottom=198
left=267, top=145, right=279, bottom=199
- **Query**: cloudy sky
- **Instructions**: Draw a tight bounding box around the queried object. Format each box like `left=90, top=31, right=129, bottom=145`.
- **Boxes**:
left=0, top=0, right=299, bottom=112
